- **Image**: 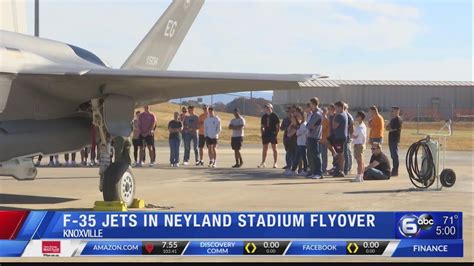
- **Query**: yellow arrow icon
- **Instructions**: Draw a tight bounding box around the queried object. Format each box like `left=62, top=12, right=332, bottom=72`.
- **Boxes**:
left=347, top=242, right=359, bottom=254
left=353, top=243, right=359, bottom=253
left=245, top=242, right=257, bottom=254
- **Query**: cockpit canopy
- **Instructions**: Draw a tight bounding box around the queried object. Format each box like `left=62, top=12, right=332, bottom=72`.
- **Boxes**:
left=67, top=44, right=110, bottom=67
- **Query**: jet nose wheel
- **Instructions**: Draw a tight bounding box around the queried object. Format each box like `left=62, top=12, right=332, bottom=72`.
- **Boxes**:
left=103, top=162, right=135, bottom=207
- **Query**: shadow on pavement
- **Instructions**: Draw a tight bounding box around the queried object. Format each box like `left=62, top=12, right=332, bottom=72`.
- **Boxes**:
left=184, top=168, right=290, bottom=182
left=0, top=193, right=78, bottom=204
left=186, top=168, right=357, bottom=183
left=36, top=176, right=98, bottom=180
left=344, top=188, right=431, bottom=194
left=0, top=205, right=91, bottom=211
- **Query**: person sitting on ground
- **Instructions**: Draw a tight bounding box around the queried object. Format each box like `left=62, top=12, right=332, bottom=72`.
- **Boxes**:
left=351, top=111, right=367, bottom=182
left=229, top=108, right=245, bottom=168
left=364, top=142, right=391, bottom=180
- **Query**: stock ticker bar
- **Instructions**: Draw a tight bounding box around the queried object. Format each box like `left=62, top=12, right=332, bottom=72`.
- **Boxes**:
left=0, top=211, right=464, bottom=257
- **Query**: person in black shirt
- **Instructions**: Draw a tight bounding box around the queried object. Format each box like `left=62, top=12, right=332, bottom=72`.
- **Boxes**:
left=259, top=103, right=280, bottom=168
left=168, top=112, right=183, bottom=167
left=364, top=142, right=391, bottom=180
left=386, top=106, right=402, bottom=176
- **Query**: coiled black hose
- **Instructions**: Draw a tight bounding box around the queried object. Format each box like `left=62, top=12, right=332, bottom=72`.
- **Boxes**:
left=406, top=138, right=436, bottom=188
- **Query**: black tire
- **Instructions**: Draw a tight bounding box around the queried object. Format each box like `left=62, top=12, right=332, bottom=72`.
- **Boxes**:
left=103, top=162, right=135, bottom=207
left=440, top=168, right=456, bottom=188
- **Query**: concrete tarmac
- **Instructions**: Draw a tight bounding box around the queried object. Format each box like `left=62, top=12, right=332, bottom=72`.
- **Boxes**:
left=0, top=144, right=472, bottom=262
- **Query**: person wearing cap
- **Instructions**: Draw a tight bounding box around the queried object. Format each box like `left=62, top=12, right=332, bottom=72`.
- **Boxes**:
left=351, top=111, right=367, bottom=182
left=204, top=107, right=221, bottom=168
left=229, top=108, right=246, bottom=168
left=182, top=105, right=199, bottom=165
left=386, top=106, right=402, bottom=176
left=258, top=103, right=280, bottom=168
left=197, top=104, right=209, bottom=166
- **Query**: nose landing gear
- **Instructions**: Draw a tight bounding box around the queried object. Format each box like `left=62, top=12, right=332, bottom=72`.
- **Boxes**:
left=91, top=97, right=136, bottom=207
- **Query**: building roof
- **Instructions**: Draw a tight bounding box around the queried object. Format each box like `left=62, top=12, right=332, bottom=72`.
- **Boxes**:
left=299, top=79, right=474, bottom=88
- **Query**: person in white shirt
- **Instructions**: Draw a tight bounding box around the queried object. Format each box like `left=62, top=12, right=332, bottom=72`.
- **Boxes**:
left=204, top=107, right=221, bottom=168
left=292, top=109, right=308, bottom=176
left=229, top=108, right=246, bottom=168
left=351, top=111, right=367, bottom=182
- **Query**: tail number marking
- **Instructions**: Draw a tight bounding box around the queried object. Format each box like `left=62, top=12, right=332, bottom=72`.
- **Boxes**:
left=164, top=20, right=178, bottom=38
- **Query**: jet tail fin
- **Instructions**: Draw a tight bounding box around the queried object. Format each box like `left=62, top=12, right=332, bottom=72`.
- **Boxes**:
left=121, top=0, right=204, bottom=70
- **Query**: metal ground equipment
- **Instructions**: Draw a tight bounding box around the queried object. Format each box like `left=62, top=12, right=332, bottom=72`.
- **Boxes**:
left=405, top=120, right=456, bottom=190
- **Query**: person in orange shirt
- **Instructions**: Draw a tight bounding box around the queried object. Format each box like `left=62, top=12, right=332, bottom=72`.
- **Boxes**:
left=320, top=107, right=331, bottom=174
left=197, top=104, right=209, bottom=166
left=368, top=105, right=384, bottom=144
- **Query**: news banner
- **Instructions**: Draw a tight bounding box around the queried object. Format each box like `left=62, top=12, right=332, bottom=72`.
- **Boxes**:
left=0, top=211, right=463, bottom=257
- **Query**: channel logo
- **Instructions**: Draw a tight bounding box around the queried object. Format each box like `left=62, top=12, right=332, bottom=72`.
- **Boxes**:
left=42, top=241, right=61, bottom=254
left=398, top=214, right=434, bottom=238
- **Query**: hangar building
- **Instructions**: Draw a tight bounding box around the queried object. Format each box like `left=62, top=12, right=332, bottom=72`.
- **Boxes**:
left=272, top=80, right=474, bottom=121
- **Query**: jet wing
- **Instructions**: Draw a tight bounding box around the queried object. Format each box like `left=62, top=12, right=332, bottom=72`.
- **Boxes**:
left=17, top=68, right=319, bottom=107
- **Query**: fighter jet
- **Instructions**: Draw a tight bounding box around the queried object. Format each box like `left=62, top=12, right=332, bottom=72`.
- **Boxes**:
left=0, top=0, right=321, bottom=206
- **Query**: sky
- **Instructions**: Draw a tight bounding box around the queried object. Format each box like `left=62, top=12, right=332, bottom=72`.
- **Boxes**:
left=22, top=0, right=473, bottom=81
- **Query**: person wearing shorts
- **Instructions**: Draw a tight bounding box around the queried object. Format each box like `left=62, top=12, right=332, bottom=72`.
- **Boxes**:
left=229, top=108, right=245, bottom=168
left=331, top=101, right=348, bottom=177
left=258, top=103, right=280, bottom=168
left=351, top=111, right=367, bottom=182
left=197, top=105, right=209, bottom=166
left=204, top=107, right=221, bottom=168
left=138, top=105, right=157, bottom=167
left=182, top=106, right=199, bottom=165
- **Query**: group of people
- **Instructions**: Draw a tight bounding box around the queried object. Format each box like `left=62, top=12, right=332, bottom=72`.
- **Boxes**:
left=261, top=99, right=402, bottom=182
left=34, top=99, right=403, bottom=183
left=163, top=104, right=246, bottom=168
